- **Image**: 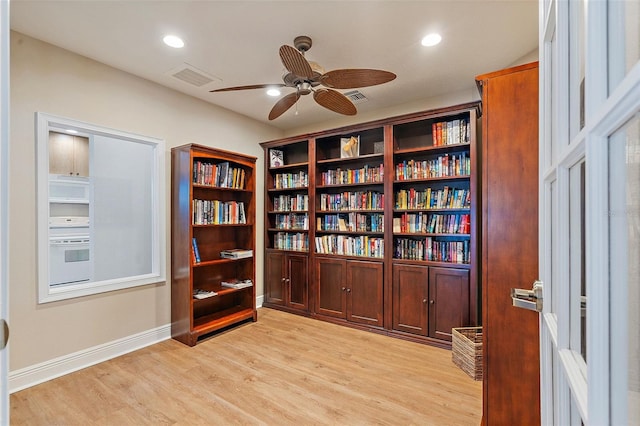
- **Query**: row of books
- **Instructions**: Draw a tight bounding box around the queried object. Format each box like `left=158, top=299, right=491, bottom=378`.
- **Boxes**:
left=193, top=160, right=246, bottom=189
left=395, top=237, right=470, bottom=264
left=273, top=232, right=309, bottom=251
left=274, top=171, right=308, bottom=189
left=431, top=118, right=471, bottom=146
left=192, top=199, right=246, bottom=225
left=272, top=194, right=309, bottom=212
left=316, top=213, right=384, bottom=233
left=314, top=235, right=384, bottom=258
left=274, top=213, right=309, bottom=230
left=318, top=191, right=384, bottom=212
left=395, top=187, right=471, bottom=210
left=393, top=213, right=471, bottom=234
left=320, top=164, right=384, bottom=186
left=395, top=154, right=470, bottom=180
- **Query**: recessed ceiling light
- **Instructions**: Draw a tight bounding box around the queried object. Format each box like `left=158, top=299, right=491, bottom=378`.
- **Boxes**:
left=267, top=88, right=281, bottom=97
left=163, top=35, right=184, bottom=48
left=421, top=33, right=442, bottom=47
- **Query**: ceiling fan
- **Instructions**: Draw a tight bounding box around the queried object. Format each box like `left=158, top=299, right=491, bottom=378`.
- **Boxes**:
left=210, top=36, right=397, bottom=120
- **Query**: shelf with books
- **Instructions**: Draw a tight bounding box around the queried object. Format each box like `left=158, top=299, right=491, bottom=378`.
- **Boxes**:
left=172, top=144, right=257, bottom=346
left=392, top=111, right=472, bottom=152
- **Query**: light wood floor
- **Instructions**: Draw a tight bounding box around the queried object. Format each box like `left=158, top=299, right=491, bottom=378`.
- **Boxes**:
left=10, top=308, right=482, bottom=425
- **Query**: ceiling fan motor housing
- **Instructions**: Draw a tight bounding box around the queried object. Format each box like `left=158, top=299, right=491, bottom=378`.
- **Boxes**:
left=293, top=35, right=312, bottom=53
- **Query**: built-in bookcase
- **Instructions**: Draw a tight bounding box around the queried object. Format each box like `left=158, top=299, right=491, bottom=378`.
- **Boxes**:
left=261, top=102, right=479, bottom=348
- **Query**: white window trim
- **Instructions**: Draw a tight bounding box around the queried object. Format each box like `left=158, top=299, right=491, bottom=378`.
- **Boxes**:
left=36, top=112, right=166, bottom=303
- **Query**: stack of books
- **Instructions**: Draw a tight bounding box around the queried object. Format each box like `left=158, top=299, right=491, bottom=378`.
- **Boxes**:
left=221, top=279, right=253, bottom=289
left=193, top=289, right=217, bottom=299
left=220, top=249, right=253, bottom=259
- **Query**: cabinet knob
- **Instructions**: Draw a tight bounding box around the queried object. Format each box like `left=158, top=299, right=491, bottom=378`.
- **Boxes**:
left=341, top=287, right=346, bottom=292
left=282, top=278, right=286, bottom=282
left=422, top=299, right=428, bottom=304
left=346, top=288, right=351, bottom=293
left=285, top=278, right=290, bottom=283
left=430, top=300, right=435, bottom=304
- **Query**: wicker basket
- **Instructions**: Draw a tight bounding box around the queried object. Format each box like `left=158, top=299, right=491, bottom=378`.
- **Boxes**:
left=452, top=327, right=483, bottom=381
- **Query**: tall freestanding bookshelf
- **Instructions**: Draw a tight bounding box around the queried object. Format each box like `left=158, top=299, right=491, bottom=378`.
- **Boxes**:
left=261, top=102, right=479, bottom=348
left=171, top=144, right=257, bottom=346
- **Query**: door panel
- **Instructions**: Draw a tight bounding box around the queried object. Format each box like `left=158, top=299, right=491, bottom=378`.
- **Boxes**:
left=265, top=250, right=284, bottom=305
left=428, top=267, right=469, bottom=341
left=392, top=263, right=428, bottom=335
left=346, top=260, right=383, bottom=327
left=287, top=254, right=308, bottom=310
left=316, top=258, right=346, bottom=318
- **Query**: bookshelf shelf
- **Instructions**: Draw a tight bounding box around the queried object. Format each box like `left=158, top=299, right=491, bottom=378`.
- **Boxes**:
left=171, top=144, right=257, bottom=346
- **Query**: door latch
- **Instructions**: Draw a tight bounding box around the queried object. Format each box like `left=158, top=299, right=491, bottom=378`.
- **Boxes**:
left=511, top=280, right=543, bottom=312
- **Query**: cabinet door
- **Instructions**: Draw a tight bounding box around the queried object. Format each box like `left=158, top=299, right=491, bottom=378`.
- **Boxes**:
left=49, top=132, right=75, bottom=176
left=73, top=136, right=89, bottom=176
left=287, top=254, right=308, bottom=311
left=428, top=267, right=469, bottom=341
left=316, top=258, right=346, bottom=319
left=346, top=260, right=383, bottom=327
left=392, top=263, right=429, bottom=336
left=265, top=251, right=285, bottom=306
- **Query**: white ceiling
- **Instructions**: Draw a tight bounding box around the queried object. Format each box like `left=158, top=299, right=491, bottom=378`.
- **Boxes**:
left=10, top=0, right=539, bottom=131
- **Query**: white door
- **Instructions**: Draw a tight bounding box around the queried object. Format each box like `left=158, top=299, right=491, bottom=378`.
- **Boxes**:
left=538, top=0, right=640, bottom=423
left=0, top=0, right=9, bottom=423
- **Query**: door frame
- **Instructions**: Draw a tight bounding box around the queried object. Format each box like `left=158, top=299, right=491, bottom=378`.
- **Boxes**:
left=0, top=0, right=10, bottom=423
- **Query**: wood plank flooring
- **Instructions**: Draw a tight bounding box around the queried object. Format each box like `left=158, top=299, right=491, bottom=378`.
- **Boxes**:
left=10, top=308, right=482, bottom=425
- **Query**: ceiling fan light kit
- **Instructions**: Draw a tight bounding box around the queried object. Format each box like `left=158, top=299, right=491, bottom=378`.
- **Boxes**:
left=210, top=36, right=396, bottom=120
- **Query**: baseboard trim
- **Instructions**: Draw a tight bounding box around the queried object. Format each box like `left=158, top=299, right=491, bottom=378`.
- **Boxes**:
left=9, top=323, right=171, bottom=393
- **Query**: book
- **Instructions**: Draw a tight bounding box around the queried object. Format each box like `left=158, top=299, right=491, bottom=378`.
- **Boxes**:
left=193, top=289, right=217, bottom=299
left=220, top=248, right=253, bottom=259
left=221, top=279, right=253, bottom=289
left=192, top=237, right=201, bottom=263
left=270, top=149, right=284, bottom=168
left=217, top=161, right=229, bottom=187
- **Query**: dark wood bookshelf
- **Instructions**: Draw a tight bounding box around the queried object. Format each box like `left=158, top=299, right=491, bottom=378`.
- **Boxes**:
left=171, top=143, right=257, bottom=346
left=260, top=101, right=480, bottom=348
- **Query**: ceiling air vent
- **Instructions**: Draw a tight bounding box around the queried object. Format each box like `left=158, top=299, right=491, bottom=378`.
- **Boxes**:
left=344, top=90, right=369, bottom=104
left=169, top=64, right=220, bottom=87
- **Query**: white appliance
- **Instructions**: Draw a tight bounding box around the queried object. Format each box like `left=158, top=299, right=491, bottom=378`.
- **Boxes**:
left=49, top=216, right=92, bottom=286
left=49, top=176, right=90, bottom=204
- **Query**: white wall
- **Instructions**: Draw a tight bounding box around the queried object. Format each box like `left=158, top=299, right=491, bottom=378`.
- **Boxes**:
left=9, top=31, right=282, bottom=372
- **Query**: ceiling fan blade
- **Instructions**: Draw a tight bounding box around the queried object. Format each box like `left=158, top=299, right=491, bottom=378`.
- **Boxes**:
left=321, top=69, right=397, bottom=89
left=313, top=88, right=357, bottom=116
left=269, top=92, right=300, bottom=120
left=279, top=45, right=314, bottom=79
left=210, top=83, right=285, bottom=93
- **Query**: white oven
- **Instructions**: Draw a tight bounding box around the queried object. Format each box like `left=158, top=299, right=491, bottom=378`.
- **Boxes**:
left=49, top=216, right=92, bottom=286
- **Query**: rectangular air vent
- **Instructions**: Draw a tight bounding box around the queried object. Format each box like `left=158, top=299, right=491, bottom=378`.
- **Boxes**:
left=344, top=90, right=369, bottom=104
left=169, top=64, right=220, bottom=87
